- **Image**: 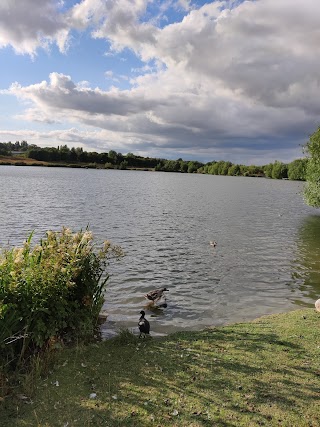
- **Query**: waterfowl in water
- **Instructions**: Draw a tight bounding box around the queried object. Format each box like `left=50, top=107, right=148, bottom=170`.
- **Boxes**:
left=210, top=241, right=217, bottom=247
left=138, top=310, right=150, bottom=338
left=144, top=287, right=169, bottom=308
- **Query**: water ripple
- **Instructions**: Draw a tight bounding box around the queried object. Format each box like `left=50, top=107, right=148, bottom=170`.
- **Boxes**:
left=0, top=168, right=319, bottom=337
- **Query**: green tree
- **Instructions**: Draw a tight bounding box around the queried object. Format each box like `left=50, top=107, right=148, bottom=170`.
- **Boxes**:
left=304, top=127, right=320, bottom=207
left=264, top=163, right=273, bottom=178
left=271, top=161, right=288, bottom=179
left=180, top=160, right=188, bottom=173
left=209, top=162, right=220, bottom=175
left=287, top=159, right=307, bottom=181
left=119, top=160, right=128, bottom=170
left=228, top=164, right=241, bottom=176
left=163, top=160, right=180, bottom=172
left=108, top=150, right=118, bottom=164
left=21, top=140, right=29, bottom=151
left=219, top=161, right=232, bottom=175
left=187, top=161, right=198, bottom=173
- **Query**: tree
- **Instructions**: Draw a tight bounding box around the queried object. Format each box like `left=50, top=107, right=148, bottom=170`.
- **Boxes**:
left=287, top=159, right=307, bottom=181
left=264, top=163, right=273, bottom=178
left=108, top=150, right=118, bottom=164
left=220, top=161, right=232, bottom=175
left=21, top=140, right=29, bottom=151
left=187, top=161, right=198, bottom=173
left=69, top=147, right=78, bottom=162
left=228, top=164, right=241, bottom=176
left=119, top=160, right=128, bottom=170
left=304, top=127, right=320, bottom=207
left=271, top=161, right=288, bottom=179
left=180, top=160, right=188, bottom=173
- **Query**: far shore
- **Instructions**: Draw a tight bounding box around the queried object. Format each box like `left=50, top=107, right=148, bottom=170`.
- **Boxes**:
left=0, top=155, right=155, bottom=171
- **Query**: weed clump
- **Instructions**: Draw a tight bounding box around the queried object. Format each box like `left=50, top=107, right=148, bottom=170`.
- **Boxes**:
left=0, top=227, right=122, bottom=367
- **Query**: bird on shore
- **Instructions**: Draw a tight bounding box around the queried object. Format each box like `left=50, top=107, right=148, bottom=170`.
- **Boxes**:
left=138, top=310, right=150, bottom=338
left=315, top=299, right=320, bottom=312
left=144, top=287, right=169, bottom=308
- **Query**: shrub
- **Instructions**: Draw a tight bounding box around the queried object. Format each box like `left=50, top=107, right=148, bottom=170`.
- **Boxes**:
left=104, top=162, right=114, bottom=169
left=86, top=163, right=97, bottom=169
left=0, top=228, right=122, bottom=365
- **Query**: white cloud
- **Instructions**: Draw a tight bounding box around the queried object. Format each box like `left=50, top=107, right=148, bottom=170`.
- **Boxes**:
left=0, top=0, right=70, bottom=54
left=4, top=67, right=312, bottom=164
left=2, top=0, right=320, bottom=163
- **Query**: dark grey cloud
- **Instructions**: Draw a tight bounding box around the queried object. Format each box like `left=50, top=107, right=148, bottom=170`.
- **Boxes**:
left=2, top=0, right=320, bottom=163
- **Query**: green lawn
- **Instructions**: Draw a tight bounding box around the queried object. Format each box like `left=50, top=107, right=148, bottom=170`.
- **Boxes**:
left=1, top=309, right=319, bottom=426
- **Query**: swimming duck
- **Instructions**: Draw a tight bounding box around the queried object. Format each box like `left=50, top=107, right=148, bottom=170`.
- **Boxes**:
left=144, top=287, right=169, bottom=308
left=138, top=310, right=150, bottom=338
left=210, top=241, right=217, bottom=247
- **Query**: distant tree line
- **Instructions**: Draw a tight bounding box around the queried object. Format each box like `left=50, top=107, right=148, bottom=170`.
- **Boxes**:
left=199, top=158, right=307, bottom=181
left=26, top=145, right=162, bottom=169
left=0, top=140, right=308, bottom=180
left=155, top=158, right=204, bottom=173
left=0, top=140, right=31, bottom=155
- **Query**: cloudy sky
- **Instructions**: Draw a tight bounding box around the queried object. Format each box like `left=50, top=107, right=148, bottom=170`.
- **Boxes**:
left=0, top=0, right=319, bottom=164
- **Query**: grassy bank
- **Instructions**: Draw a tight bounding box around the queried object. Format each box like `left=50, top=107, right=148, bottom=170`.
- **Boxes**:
left=1, top=309, right=319, bottom=426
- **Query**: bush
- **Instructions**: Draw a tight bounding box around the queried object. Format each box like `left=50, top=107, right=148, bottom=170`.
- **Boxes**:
left=104, top=162, right=114, bottom=169
left=0, top=228, right=122, bottom=365
left=304, top=127, right=320, bottom=207
left=86, top=163, right=97, bottom=169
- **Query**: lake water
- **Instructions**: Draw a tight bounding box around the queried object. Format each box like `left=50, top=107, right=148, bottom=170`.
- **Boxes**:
left=1, top=166, right=319, bottom=337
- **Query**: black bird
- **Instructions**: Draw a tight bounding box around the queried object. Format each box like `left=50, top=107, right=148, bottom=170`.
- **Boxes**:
left=138, top=310, right=150, bottom=338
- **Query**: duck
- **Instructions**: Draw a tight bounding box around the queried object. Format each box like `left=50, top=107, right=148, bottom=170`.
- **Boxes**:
left=144, top=287, right=169, bottom=308
left=315, top=299, right=320, bottom=312
left=210, top=241, right=217, bottom=247
left=138, top=310, right=150, bottom=338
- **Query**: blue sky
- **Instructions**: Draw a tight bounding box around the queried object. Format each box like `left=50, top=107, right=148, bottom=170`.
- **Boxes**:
left=0, top=0, right=319, bottom=164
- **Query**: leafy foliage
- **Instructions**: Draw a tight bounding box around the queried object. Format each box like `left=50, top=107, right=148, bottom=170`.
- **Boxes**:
left=304, top=127, right=320, bottom=207
left=271, top=161, right=288, bottom=179
left=0, top=228, right=122, bottom=365
left=287, top=158, right=307, bottom=181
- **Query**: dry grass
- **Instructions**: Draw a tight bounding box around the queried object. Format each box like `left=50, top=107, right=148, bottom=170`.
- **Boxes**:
left=0, top=155, right=47, bottom=165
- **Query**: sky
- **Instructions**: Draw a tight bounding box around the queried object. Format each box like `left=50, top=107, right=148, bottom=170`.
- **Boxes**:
left=0, top=0, right=320, bottom=165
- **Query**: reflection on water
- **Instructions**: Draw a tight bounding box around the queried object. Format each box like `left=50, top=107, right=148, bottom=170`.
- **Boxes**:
left=0, top=166, right=319, bottom=338
left=292, top=215, right=320, bottom=305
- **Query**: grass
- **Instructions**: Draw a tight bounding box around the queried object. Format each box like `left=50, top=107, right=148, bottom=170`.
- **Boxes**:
left=1, top=309, right=319, bottom=426
left=0, top=156, right=155, bottom=171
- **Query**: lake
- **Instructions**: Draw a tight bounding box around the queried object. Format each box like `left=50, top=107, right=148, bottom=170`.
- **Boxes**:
left=0, top=166, right=319, bottom=337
